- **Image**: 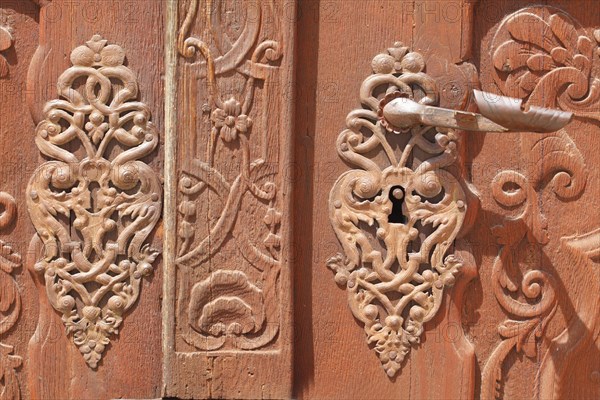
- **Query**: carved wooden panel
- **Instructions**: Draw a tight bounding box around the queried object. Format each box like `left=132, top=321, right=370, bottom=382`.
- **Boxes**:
left=0, top=0, right=599, bottom=399
left=26, top=34, right=161, bottom=369
left=0, top=2, right=44, bottom=399
left=293, top=1, right=481, bottom=398
left=163, top=0, right=295, bottom=398
left=23, top=1, right=165, bottom=398
left=295, top=0, right=600, bottom=398
left=467, top=2, right=600, bottom=399
left=326, top=43, right=469, bottom=377
left=480, top=129, right=587, bottom=399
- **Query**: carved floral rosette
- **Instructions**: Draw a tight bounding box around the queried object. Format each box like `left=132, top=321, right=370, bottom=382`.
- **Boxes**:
left=327, top=43, right=467, bottom=377
left=175, top=0, right=283, bottom=351
left=26, top=35, right=161, bottom=369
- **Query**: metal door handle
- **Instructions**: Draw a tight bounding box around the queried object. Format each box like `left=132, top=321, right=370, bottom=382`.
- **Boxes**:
left=381, top=89, right=572, bottom=133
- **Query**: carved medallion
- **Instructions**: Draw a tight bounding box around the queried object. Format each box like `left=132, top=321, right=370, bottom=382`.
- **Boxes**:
left=326, top=43, right=469, bottom=377
left=26, top=35, right=161, bottom=369
left=0, top=193, right=22, bottom=400
left=175, top=0, right=283, bottom=351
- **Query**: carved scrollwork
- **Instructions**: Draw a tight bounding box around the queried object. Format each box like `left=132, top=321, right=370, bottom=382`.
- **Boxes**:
left=492, top=6, right=600, bottom=120
left=481, top=130, right=588, bottom=399
left=327, top=43, right=469, bottom=377
left=176, top=0, right=283, bottom=351
left=26, top=35, right=161, bottom=369
left=0, top=193, right=22, bottom=400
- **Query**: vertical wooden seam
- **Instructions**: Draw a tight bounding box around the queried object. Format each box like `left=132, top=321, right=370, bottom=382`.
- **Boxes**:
left=282, top=1, right=297, bottom=395
left=163, top=0, right=178, bottom=395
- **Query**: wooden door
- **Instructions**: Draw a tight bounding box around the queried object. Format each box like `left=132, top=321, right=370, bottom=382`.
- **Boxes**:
left=294, top=0, right=600, bottom=399
left=0, top=0, right=598, bottom=399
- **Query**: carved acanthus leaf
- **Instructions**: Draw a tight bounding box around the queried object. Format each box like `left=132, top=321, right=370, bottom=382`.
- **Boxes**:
left=481, top=130, right=588, bottom=400
left=492, top=6, right=600, bottom=120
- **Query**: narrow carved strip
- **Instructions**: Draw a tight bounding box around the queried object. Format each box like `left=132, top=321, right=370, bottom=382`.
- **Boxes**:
left=175, top=0, right=283, bottom=351
left=26, top=35, right=161, bottom=369
left=481, top=130, right=587, bottom=399
left=0, top=192, right=22, bottom=400
left=327, top=43, right=470, bottom=377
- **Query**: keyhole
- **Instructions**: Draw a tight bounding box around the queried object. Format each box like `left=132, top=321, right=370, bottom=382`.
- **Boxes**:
left=388, top=186, right=407, bottom=224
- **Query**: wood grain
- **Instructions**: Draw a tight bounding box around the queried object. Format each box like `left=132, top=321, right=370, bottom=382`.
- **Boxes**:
left=163, top=0, right=295, bottom=398
left=0, top=0, right=597, bottom=399
left=293, top=1, right=477, bottom=398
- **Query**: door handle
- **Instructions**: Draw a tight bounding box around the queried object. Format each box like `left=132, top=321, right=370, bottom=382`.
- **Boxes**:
left=381, top=90, right=572, bottom=133
left=326, top=42, right=575, bottom=378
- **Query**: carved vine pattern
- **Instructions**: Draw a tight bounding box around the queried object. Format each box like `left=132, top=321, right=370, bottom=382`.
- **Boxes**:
left=0, top=193, right=21, bottom=400
left=327, top=43, right=468, bottom=377
left=176, top=0, right=283, bottom=350
left=26, top=35, right=161, bottom=369
left=492, top=6, right=600, bottom=120
left=482, top=7, right=593, bottom=398
left=481, top=130, right=587, bottom=399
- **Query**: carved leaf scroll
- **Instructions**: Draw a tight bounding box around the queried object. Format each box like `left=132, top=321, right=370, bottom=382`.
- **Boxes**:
left=26, top=35, right=161, bottom=369
left=0, top=193, right=22, bottom=400
left=481, top=129, right=588, bottom=400
left=481, top=7, right=596, bottom=397
left=176, top=0, right=283, bottom=351
left=327, top=43, right=469, bottom=377
left=492, top=6, right=600, bottom=120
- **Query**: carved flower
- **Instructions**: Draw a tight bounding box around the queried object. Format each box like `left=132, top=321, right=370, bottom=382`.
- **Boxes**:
left=82, top=306, right=102, bottom=322
left=378, top=91, right=412, bottom=133
left=73, top=325, right=111, bottom=369
left=211, top=98, right=252, bottom=142
left=371, top=42, right=424, bottom=75
left=85, top=110, right=109, bottom=144
left=71, top=34, right=126, bottom=67
left=188, top=270, right=265, bottom=337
